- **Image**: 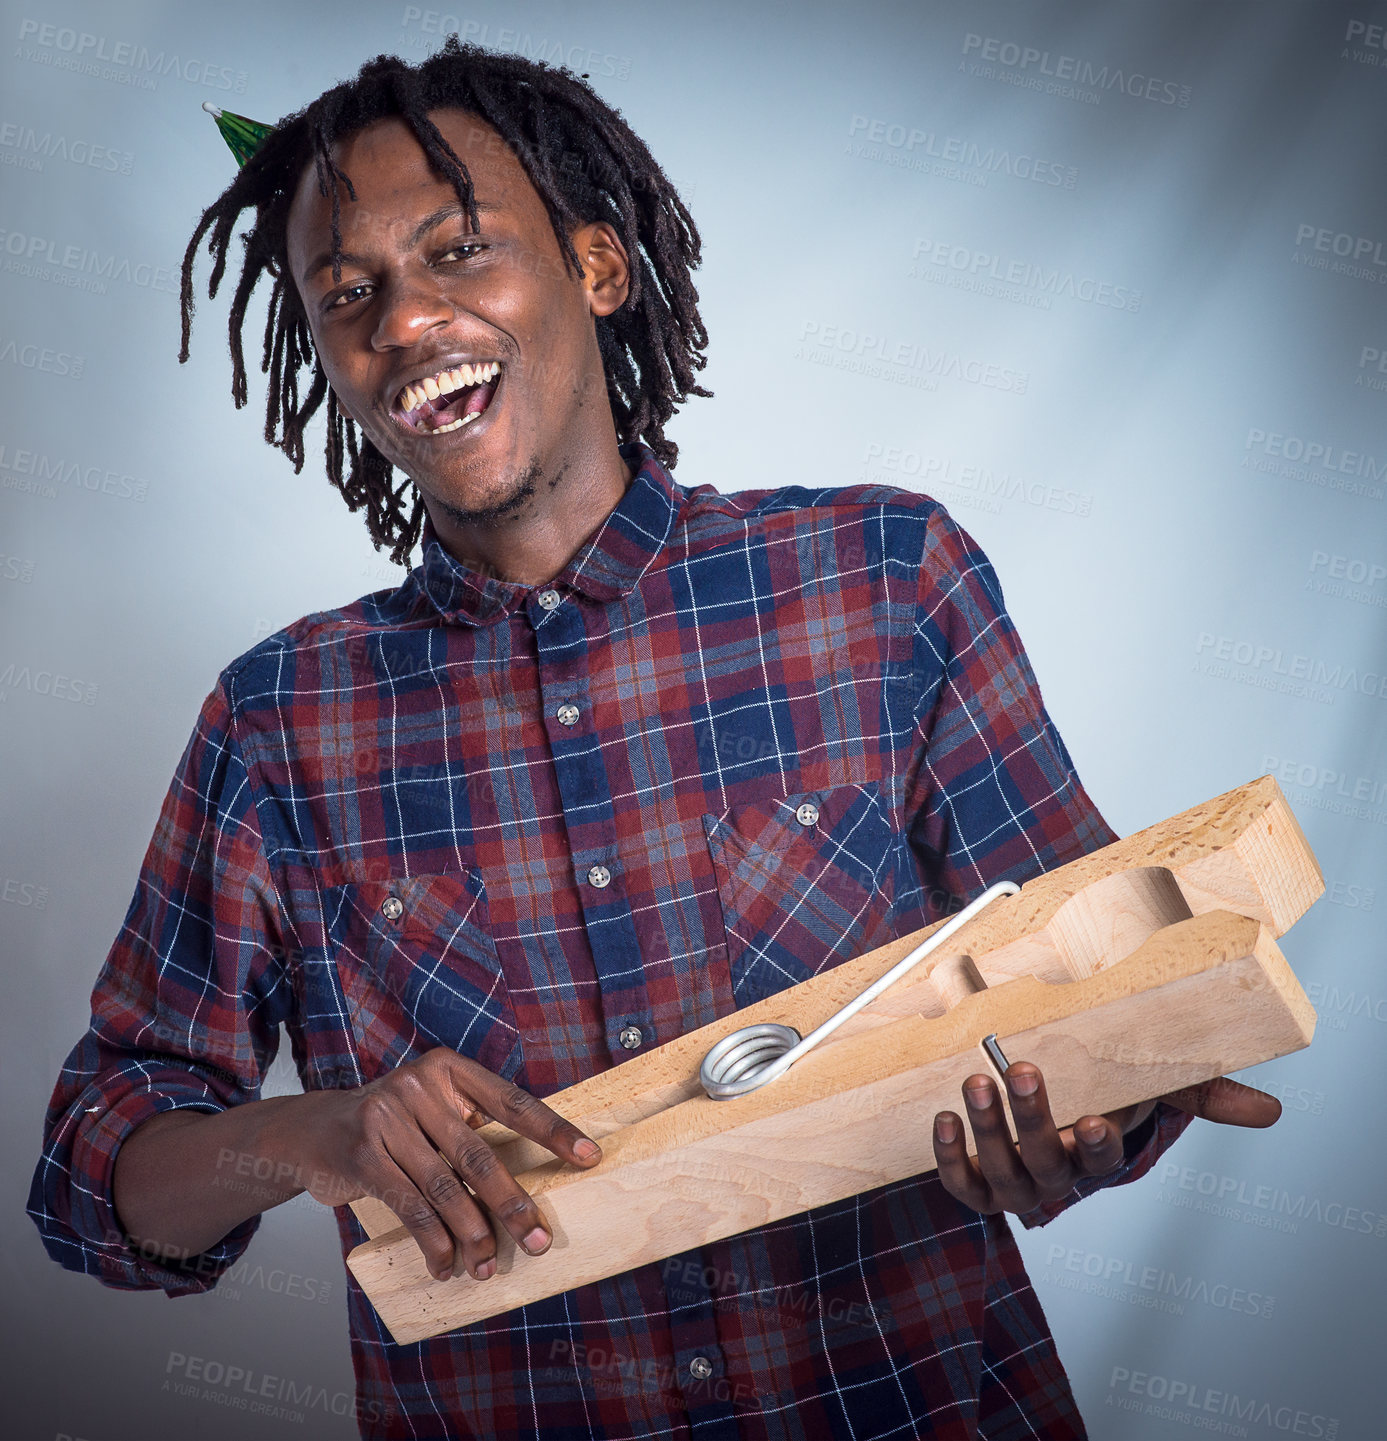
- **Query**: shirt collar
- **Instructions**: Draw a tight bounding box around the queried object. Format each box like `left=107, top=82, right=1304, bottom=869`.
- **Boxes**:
left=409, top=441, right=684, bottom=627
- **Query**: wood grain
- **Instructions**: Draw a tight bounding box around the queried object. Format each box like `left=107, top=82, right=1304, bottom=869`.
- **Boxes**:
left=344, top=774, right=1322, bottom=1342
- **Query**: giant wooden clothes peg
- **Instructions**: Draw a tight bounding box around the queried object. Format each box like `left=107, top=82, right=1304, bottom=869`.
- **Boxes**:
left=346, top=776, right=1321, bottom=1344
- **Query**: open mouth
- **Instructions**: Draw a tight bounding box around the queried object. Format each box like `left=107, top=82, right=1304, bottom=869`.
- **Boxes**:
left=392, top=360, right=502, bottom=436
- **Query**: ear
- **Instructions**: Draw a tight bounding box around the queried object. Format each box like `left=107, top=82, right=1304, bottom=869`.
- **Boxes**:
left=572, top=221, right=630, bottom=318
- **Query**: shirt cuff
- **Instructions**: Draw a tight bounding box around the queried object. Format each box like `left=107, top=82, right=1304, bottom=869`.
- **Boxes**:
left=39, top=1072, right=261, bottom=1297
left=1016, top=1101, right=1194, bottom=1230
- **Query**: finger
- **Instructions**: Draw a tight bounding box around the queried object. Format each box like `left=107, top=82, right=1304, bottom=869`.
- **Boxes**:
left=423, top=1102, right=555, bottom=1260
left=449, top=1057, right=603, bottom=1167
left=932, top=1110, right=995, bottom=1212
left=1004, top=1063, right=1080, bottom=1201
left=357, top=1150, right=468, bottom=1283
left=1065, top=1114, right=1126, bottom=1177
left=962, top=1073, right=1033, bottom=1204
left=1161, top=1077, right=1282, bottom=1128
left=383, top=1129, right=498, bottom=1282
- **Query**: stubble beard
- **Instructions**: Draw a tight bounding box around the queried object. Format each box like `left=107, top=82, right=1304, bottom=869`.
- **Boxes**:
left=430, top=456, right=542, bottom=529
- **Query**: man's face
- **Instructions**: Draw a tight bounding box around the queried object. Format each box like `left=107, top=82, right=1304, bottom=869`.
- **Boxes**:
left=285, top=108, right=629, bottom=530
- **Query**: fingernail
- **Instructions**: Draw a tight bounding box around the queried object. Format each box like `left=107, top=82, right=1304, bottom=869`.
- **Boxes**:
left=1078, top=1119, right=1105, bottom=1144
left=521, top=1226, right=549, bottom=1255
left=1010, top=1069, right=1038, bottom=1096
left=475, top=1258, right=496, bottom=1280
left=574, top=1139, right=601, bottom=1161
left=965, top=1083, right=993, bottom=1109
left=935, top=1115, right=957, bottom=1144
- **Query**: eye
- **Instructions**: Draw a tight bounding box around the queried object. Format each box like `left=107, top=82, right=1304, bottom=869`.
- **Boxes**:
left=436, top=241, right=488, bottom=264
left=326, top=281, right=373, bottom=310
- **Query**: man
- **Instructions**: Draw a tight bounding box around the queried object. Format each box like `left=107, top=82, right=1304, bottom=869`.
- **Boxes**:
left=29, top=38, right=1276, bottom=1440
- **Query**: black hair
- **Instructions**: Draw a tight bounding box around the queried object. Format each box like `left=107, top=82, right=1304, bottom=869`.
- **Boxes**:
left=179, top=37, right=710, bottom=566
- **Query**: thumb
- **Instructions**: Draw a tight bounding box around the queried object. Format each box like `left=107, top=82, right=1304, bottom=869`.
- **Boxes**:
left=1159, top=1076, right=1282, bottom=1128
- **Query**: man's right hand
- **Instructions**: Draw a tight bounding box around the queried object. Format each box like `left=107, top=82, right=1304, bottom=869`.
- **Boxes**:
left=279, top=1049, right=603, bottom=1282
left=112, top=1049, right=602, bottom=1284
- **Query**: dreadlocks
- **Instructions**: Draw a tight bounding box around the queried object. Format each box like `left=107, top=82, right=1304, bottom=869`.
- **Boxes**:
left=179, top=37, right=710, bottom=567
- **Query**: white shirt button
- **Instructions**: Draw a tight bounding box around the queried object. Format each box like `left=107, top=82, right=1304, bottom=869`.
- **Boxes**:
left=618, top=1025, right=643, bottom=1050
left=795, top=802, right=820, bottom=827
left=688, top=1356, right=714, bottom=1380
left=537, top=589, right=561, bottom=610
left=587, top=864, right=611, bottom=888
left=381, top=896, right=404, bottom=921
left=556, top=703, right=580, bottom=726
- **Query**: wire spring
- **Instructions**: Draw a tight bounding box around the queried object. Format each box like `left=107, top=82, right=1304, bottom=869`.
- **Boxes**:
left=698, top=881, right=1020, bottom=1100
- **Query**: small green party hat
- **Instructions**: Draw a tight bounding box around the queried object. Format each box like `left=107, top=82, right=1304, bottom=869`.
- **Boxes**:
left=202, top=101, right=275, bottom=167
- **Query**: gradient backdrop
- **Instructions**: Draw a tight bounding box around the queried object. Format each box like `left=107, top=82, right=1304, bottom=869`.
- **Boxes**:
left=3, top=0, right=1383, bottom=1436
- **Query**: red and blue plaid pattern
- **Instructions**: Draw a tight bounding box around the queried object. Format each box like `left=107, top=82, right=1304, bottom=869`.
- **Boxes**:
left=30, top=442, right=1189, bottom=1438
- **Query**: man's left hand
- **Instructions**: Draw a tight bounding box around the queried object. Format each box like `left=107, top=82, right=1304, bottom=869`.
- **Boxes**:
left=931, top=1062, right=1282, bottom=1216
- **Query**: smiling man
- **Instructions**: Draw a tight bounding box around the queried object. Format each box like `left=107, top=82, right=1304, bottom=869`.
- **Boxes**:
left=30, top=38, right=1274, bottom=1441
left=285, top=106, right=643, bottom=583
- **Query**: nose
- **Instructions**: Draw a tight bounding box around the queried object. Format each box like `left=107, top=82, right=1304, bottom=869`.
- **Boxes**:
left=370, top=271, right=454, bottom=352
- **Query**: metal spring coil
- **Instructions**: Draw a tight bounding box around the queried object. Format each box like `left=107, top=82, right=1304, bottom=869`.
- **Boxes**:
left=698, top=881, right=1020, bottom=1100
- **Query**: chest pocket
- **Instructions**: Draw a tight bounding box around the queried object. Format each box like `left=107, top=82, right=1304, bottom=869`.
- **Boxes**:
left=329, top=868, right=520, bottom=1084
left=703, top=781, right=900, bottom=1007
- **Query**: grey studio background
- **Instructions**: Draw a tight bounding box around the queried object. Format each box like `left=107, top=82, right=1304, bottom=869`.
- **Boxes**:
left=2, top=0, right=1383, bottom=1436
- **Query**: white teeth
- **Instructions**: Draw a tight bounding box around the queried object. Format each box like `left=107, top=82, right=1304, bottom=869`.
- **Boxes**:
left=429, top=411, right=482, bottom=436
left=398, top=362, right=501, bottom=417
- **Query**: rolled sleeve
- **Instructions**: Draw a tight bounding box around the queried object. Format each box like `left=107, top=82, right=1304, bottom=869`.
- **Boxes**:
left=27, top=677, right=293, bottom=1296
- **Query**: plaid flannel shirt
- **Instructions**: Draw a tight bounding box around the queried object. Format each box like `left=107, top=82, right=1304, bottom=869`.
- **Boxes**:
left=30, top=441, right=1189, bottom=1439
